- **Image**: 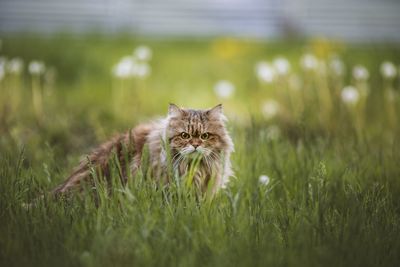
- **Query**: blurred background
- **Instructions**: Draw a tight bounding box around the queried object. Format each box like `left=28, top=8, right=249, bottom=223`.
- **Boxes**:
left=1, top=0, right=400, bottom=41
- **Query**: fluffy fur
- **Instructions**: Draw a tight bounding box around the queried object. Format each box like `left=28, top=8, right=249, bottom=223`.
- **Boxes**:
left=53, top=104, right=234, bottom=195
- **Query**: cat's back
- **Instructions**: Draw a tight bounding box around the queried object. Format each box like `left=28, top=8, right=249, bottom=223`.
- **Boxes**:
left=130, top=122, right=157, bottom=152
left=52, top=121, right=158, bottom=194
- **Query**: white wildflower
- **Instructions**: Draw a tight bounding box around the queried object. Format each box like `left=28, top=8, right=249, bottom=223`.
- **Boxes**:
left=7, top=58, right=24, bottom=74
left=380, top=61, right=397, bottom=79
left=273, top=57, right=290, bottom=76
left=259, top=175, right=270, bottom=185
left=112, top=56, right=136, bottom=78
left=261, top=100, right=279, bottom=120
left=28, top=61, right=46, bottom=75
left=256, top=62, right=275, bottom=83
left=134, top=46, right=152, bottom=61
left=300, top=53, right=318, bottom=71
left=352, top=65, right=369, bottom=81
left=113, top=55, right=152, bottom=79
left=214, top=80, right=235, bottom=99
left=341, top=86, right=359, bottom=105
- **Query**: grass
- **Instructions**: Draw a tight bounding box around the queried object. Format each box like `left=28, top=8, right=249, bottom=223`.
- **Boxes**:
left=1, top=35, right=400, bottom=267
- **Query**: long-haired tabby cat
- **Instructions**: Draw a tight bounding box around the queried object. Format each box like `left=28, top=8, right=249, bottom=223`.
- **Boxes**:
left=52, top=104, right=234, bottom=195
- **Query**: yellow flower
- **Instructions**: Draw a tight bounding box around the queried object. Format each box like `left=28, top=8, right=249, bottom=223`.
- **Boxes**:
left=212, top=38, right=244, bottom=60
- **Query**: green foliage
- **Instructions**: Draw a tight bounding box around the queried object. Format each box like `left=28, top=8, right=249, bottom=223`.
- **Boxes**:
left=0, top=36, right=400, bottom=267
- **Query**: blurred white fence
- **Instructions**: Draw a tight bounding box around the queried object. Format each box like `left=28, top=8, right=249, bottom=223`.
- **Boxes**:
left=0, top=0, right=399, bottom=41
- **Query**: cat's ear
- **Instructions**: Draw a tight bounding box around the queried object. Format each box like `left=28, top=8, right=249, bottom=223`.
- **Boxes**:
left=206, top=104, right=223, bottom=119
left=168, top=103, right=183, bottom=117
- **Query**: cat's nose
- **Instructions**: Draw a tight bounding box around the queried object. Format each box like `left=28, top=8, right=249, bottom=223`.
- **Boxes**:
left=192, top=144, right=199, bottom=149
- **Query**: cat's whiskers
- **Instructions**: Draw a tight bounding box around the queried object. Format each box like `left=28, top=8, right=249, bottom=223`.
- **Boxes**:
left=172, top=151, right=182, bottom=162
left=204, top=155, right=212, bottom=172
left=209, top=150, right=221, bottom=162
left=197, top=147, right=214, bottom=172
left=172, top=153, right=185, bottom=171
left=179, top=146, right=193, bottom=156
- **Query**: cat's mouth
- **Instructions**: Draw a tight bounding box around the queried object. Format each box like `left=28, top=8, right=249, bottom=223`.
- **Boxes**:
left=186, top=150, right=202, bottom=158
left=180, top=147, right=204, bottom=159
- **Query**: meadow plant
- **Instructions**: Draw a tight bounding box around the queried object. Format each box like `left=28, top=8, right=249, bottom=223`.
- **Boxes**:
left=380, top=61, right=397, bottom=80
left=29, top=60, right=46, bottom=122
left=0, top=57, right=5, bottom=111
left=329, top=56, right=346, bottom=77
left=3, top=58, right=24, bottom=120
left=111, top=46, right=153, bottom=122
left=341, top=86, right=360, bottom=106
left=255, top=53, right=400, bottom=137
left=0, top=58, right=5, bottom=81
left=7, top=57, right=24, bottom=74
left=379, top=61, right=399, bottom=128
left=261, top=100, right=280, bottom=120
left=341, top=85, right=363, bottom=133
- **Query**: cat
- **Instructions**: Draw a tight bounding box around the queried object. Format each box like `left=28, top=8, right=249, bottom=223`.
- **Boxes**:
left=52, top=104, right=234, bottom=195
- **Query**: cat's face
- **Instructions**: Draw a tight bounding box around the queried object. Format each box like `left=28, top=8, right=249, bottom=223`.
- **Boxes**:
left=166, top=104, right=231, bottom=160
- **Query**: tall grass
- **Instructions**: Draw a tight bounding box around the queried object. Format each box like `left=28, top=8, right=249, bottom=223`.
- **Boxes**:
left=0, top=35, right=400, bottom=267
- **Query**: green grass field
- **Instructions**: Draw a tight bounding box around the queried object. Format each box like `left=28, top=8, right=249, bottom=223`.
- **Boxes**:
left=1, top=35, right=400, bottom=267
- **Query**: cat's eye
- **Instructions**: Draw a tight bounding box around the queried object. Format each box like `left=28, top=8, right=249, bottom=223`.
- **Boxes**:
left=200, top=133, right=209, bottom=140
left=180, top=132, right=190, bottom=139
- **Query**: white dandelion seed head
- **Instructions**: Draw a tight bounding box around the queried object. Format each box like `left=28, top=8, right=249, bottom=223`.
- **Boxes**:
left=259, top=175, right=270, bottom=185
left=352, top=65, right=369, bottom=81
left=134, top=45, right=152, bottom=61
left=300, top=53, right=318, bottom=71
left=329, top=57, right=346, bottom=76
left=341, top=86, right=360, bottom=105
left=255, top=61, right=275, bottom=83
left=112, top=56, right=136, bottom=78
left=214, top=80, right=235, bottom=99
left=261, top=100, right=280, bottom=120
left=28, top=61, right=46, bottom=75
left=380, top=61, right=397, bottom=79
left=273, top=57, right=291, bottom=76
left=7, top=58, right=24, bottom=74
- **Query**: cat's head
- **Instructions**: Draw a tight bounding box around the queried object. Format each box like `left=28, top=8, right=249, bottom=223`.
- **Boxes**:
left=166, top=104, right=233, bottom=159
